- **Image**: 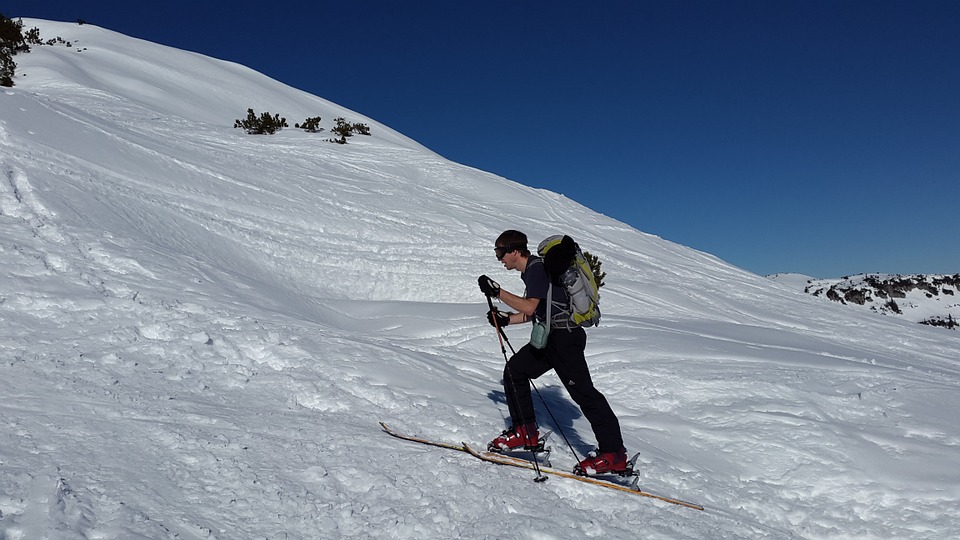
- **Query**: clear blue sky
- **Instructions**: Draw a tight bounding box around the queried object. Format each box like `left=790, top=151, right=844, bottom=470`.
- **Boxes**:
left=7, top=1, right=959, bottom=277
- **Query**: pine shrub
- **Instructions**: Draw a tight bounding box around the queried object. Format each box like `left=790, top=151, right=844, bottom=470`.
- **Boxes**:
left=352, top=122, right=371, bottom=136
left=329, top=117, right=353, bottom=144
left=0, top=52, right=13, bottom=87
left=234, top=108, right=288, bottom=135
left=0, top=13, right=28, bottom=87
left=327, top=117, right=372, bottom=144
left=583, top=251, right=606, bottom=293
left=23, top=27, right=41, bottom=46
left=295, top=116, right=322, bottom=132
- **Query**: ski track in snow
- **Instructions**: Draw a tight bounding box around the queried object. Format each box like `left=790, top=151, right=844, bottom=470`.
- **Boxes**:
left=2, top=20, right=959, bottom=539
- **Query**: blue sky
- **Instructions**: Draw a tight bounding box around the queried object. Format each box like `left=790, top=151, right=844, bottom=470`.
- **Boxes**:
left=6, top=1, right=959, bottom=277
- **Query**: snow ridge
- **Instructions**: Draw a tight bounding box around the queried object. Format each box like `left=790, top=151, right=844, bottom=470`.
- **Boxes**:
left=805, top=273, right=959, bottom=326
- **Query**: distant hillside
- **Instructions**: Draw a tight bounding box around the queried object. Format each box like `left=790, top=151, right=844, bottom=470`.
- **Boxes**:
left=771, top=273, right=960, bottom=329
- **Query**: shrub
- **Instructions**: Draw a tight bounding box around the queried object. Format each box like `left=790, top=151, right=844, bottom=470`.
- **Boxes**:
left=583, top=251, right=606, bottom=294
left=295, top=116, right=322, bottom=132
left=23, top=26, right=41, bottom=45
left=352, top=122, right=371, bottom=135
left=328, top=117, right=372, bottom=144
left=234, top=108, right=288, bottom=135
left=0, top=13, right=28, bottom=87
left=329, top=117, right=353, bottom=143
left=919, top=314, right=957, bottom=330
left=0, top=14, right=28, bottom=52
left=0, top=51, right=13, bottom=87
left=44, top=36, right=71, bottom=47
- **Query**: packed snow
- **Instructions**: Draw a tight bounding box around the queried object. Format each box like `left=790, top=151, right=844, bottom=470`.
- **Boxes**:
left=2, top=20, right=959, bottom=539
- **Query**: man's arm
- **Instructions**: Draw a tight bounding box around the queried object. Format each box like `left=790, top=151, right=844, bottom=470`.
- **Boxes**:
left=498, top=289, right=540, bottom=324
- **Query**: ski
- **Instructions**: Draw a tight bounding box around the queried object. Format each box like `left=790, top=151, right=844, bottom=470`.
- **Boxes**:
left=380, top=421, right=552, bottom=456
left=463, top=443, right=704, bottom=510
left=379, top=422, right=703, bottom=511
left=380, top=422, right=552, bottom=464
left=380, top=421, right=466, bottom=452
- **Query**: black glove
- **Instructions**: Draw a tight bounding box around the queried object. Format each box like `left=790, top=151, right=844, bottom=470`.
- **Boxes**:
left=487, top=309, right=510, bottom=328
left=478, top=275, right=501, bottom=298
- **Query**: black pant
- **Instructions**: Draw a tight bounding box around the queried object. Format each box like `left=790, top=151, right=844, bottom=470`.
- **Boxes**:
left=502, top=327, right=624, bottom=453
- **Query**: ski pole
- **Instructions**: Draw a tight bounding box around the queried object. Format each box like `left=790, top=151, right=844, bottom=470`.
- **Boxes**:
left=486, top=295, right=583, bottom=466
left=486, top=294, right=547, bottom=482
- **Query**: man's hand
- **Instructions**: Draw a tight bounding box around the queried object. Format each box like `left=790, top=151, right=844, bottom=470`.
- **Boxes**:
left=487, top=309, right=510, bottom=328
left=478, top=275, right=501, bottom=298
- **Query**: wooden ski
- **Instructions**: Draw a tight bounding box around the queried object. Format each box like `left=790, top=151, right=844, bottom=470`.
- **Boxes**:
left=379, top=422, right=703, bottom=511
left=462, top=443, right=704, bottom=510
left=380, top=421, right=467, bottom=452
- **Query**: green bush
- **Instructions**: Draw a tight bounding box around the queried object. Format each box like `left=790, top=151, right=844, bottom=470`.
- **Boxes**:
left=352, top=122, right=371, bottom=136
left=0, top=13, right=28, bottom=87
left=295, top=116, right=322, bottom=132
left=329, top=117, right=353, bottom=144
left=233, top=111, right=370, bottom=141
left=0, top=52, right=13, bottom=87
left=23, top=26, right=41, bottom=45
left=234, top=108, right=288, bottom=135
left=328, top=117, right=372, bottom=144
left=919, top=314, right=957, bottom=330
left=44, top=36, right=71, bottom=47
left=583, top=251, right=606, bottom=293
left=0, top=14, right=28, bottom=52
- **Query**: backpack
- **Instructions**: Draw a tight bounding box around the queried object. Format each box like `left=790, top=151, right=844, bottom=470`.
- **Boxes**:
left=536, top=235, right=601, bottom=328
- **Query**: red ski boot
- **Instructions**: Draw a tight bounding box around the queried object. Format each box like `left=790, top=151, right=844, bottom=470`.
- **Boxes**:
left=574, top=447, right=629, bottom=476
left=488, top=423, right=540, bottom=452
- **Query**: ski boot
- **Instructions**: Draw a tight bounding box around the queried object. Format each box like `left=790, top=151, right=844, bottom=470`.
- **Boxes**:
left=487, top=423, right=543, bottom=453
left=573, top=447, right=634, bottom=476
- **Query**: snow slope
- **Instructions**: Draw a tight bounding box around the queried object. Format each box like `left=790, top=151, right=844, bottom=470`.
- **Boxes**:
left=2, top=20, right=959, bottom=539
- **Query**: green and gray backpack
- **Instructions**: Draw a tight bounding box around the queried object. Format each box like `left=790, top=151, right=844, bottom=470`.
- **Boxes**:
left=537, top=235, right=601, bottom=328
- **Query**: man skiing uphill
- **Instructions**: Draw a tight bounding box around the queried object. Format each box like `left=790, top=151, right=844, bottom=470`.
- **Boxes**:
left=478, top=230, right=628, bottom=475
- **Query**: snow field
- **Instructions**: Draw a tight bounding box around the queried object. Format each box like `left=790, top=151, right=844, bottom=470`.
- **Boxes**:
left=1, top=19, right=959, bottom=539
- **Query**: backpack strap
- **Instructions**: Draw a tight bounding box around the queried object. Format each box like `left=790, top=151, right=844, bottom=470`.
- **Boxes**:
left=529, top=256, right=574, bottom=329
left=546, top=282, right=553, bottom=329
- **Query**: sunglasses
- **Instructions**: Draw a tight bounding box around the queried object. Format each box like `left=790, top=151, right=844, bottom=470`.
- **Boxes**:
left=495, top=244, right=523, bottom=260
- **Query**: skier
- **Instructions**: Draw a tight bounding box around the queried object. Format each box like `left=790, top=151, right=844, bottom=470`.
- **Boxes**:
left=479, top=229, right=628, bottom=474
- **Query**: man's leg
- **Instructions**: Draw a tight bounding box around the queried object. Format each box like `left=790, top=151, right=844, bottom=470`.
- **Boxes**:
left=549, top=329, right=624, bottom=452
left=502, top=343, right=551, bottom=426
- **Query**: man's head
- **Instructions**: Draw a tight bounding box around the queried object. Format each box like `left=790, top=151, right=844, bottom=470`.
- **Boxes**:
left=495, top=230, right=530, bottom=271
